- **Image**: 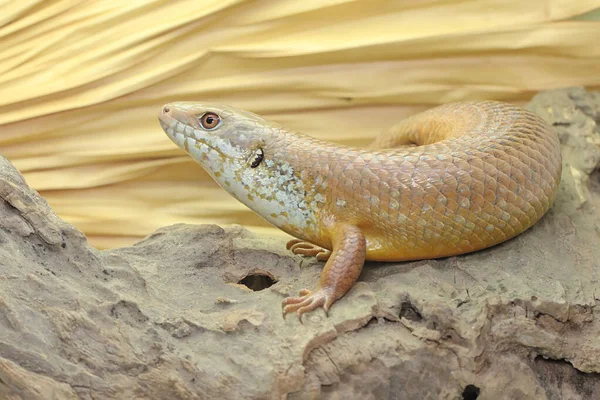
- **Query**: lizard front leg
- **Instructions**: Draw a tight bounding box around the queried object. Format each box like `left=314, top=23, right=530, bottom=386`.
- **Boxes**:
left=282, top=224, right=366, bottom=320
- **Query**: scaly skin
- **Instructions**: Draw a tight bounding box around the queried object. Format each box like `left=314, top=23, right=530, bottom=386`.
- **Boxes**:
left=158, top=101, right=562, bottom=320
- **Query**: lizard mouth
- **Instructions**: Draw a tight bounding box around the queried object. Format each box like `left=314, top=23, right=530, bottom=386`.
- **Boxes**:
left=160, top=119, right=229, bottom=159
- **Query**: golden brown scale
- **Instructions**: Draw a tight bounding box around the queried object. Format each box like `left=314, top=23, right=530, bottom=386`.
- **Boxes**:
left=279, top=101, right=561, bottom=319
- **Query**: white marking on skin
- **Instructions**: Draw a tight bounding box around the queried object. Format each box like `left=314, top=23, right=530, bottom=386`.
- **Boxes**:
left=204, top=135, right=245, bottom=159
left=275, top=191, right=287, bottom=202
left=237, top=163, right=318, bottom=231
left=454, top=215, right=466, bottom=225
left=171, top=130, right=185, bottom=147
left=240, top=172, right=254, bottom=187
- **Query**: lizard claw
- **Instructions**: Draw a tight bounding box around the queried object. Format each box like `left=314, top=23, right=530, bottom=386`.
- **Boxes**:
left=286, top=240, right=331, bottom=261
left=282, top=288, right=334, bottom=321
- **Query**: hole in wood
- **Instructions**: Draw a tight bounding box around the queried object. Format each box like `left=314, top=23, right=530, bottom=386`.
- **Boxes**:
left=238, top=271, right=277, bottom=291
left=462, top=384, right=480, bottom=400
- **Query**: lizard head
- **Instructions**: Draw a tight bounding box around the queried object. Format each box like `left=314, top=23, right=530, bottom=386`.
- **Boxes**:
left=159, top=102, right=272, bottom=175
left=158, top=102, right=318, bottom=237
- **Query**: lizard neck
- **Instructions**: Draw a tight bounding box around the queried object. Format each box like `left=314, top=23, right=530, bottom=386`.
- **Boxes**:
left=212, top=129, right=328, bottom=243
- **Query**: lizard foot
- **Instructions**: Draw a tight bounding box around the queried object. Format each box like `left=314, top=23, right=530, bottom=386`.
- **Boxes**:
left=282, top=288, right=334, bottom=322
left=286, top=239, right=331, bottom=261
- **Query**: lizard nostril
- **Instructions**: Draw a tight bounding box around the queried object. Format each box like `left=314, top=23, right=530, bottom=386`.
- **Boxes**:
left=163, top=106, right=170, bottom=114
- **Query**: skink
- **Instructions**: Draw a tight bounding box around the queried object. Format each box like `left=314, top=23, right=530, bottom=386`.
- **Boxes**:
left=158, top=101, right=562, bottom=319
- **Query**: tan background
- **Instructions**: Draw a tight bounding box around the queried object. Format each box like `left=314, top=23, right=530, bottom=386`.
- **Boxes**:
left=1, top=0, right=599, bottom=249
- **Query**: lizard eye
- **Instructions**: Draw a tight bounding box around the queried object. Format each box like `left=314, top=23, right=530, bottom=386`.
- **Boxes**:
left=250, top=148, right=264, bottom=168
left=199, top=112, right=221, bottom=130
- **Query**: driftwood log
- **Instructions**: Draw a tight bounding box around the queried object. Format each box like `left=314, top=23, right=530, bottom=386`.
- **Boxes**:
left=1, top=88, right=599, bottom=399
